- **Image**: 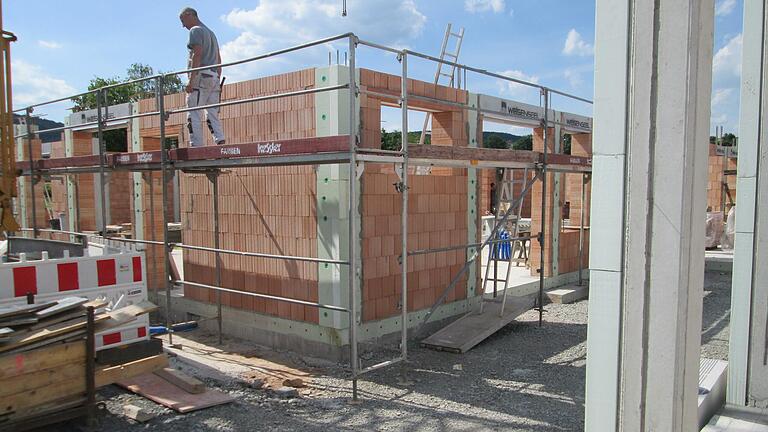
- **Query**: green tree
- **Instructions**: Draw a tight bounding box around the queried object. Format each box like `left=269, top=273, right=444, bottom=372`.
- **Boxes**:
left=484, top=134, right=509, bottom=149
left=721, top=132, right=737, bottom=146
left=711, top=133, right=738, bottom=146
left=70, top=64, right=184, bottom=152
left=381, top=129, right=401, bottom=151
left=125, top=63, right=184, bottom=101
left=512, top=134, right=533, bottom=151
left=71, top=63, right=183, bottom=112
left=71, top=76, right=133, bottom=113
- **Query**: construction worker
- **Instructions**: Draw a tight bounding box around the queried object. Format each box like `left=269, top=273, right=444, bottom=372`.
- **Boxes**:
left=179, top=7, right=226, bottom=147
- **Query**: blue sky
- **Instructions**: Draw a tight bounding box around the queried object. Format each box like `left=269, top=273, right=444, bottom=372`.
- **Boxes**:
left=7, top=0, right=743, bottom=135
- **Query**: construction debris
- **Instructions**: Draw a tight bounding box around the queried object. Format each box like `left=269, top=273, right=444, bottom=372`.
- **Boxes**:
left=282, top=378, right=306, bottom=388
left=546, top=285, right=590, bottom=304
left=247, top=378, right=266, bottom=389
left=122, top=404, right=155, bottom=423
left=274, top=387, right=299, bottom=399
left=118, top=373, right=234, bottom=413
left=155, top=367, right=206, bottom=394
left=0, top=297, right=165, bottom=430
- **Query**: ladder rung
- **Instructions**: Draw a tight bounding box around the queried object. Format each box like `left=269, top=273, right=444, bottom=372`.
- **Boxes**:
left=443, top=53, right=457, bottom=58
left=439, top=73, right=453, bottom=78
left=450, top=32, right=463, bottom=38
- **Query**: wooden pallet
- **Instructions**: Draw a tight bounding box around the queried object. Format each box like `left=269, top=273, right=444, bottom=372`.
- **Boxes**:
left=421, top=296, right=535, bottom=353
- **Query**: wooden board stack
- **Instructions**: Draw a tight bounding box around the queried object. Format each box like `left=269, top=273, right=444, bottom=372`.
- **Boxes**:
left=0, top=297, right=167, bottom=430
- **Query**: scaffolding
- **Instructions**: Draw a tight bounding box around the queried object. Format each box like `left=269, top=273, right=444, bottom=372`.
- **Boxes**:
left=11, top=33, right=592, bottom=401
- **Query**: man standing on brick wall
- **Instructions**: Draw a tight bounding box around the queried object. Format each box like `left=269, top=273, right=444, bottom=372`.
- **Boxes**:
left=180, top=7, right=226, bottom=147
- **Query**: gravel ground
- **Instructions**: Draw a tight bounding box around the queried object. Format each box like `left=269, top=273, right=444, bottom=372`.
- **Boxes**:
left=51, top=270, right=731, bottom=432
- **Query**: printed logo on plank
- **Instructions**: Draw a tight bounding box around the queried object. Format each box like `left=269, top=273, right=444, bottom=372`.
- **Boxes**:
left=257, top=143, right=282, bottom=155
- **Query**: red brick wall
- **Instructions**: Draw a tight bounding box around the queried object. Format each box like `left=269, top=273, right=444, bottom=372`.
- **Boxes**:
left=181, top=166, right=319, bottom=324
left=358, top=69, right=473, bottom=322
left=478, top=169, right=533, bottom=218
left=17, top=137, right=48, bottom=229
left=361, top=168, right=468, bottom=322
left=529, top=128, right=557, bottom=276
left=530, top=130, right=592, bottom=276
left=707, top=143, right=736, bottom=212
left=148, top=69, right=322, bottom=323
left=136, top=67, right=477, bottom=324
left=48, top=132, right=134, bottom=231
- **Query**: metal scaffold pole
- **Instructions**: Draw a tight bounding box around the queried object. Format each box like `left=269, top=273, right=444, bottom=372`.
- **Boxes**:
left=156, top=76, right=174, bottom=346
left=147, top=172, right=158, bottom=296
left=538, top=88, right=549, bottom=327
left=96, top=89, right=108, bottom=236
left=208, top=171, right=223, bottom=344
left=24, top=108, right=37, bottom=238
left=399, top=50, right=410, bottom=385
left=347, top=34, right=359, bottom=402
left=578, top=173, right=587, bottom=287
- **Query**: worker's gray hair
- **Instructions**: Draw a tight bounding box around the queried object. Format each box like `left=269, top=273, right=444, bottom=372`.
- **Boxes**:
left=179, top=7, right=198, bottom=18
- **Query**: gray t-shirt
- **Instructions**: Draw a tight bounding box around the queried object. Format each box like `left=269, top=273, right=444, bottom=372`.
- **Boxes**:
left=187, top=23, right=219, bottom=73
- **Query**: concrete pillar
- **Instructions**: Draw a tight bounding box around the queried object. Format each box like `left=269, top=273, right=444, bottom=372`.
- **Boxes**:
left=315, top=65, right=356, bottom=330
left=728, top=0, right=768, bottom=408
left=585, top=0, right=713, bottom=430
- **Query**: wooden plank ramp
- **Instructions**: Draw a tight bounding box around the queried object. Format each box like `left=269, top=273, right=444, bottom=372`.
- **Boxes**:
left=421, top=296, right=535, bottom=353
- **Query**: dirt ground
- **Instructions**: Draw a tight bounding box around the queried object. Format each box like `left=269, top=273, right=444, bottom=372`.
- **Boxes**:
left=53, top=270, right=732, bottom=432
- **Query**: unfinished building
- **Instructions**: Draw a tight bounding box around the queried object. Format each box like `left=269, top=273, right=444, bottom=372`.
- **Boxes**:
left=17, top=63, right=593, bottom=363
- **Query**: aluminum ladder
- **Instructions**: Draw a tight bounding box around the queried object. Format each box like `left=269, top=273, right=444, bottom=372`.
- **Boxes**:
left=418, top=23, right=465, bottom=147
left=480, top=167, right=529, bottom=316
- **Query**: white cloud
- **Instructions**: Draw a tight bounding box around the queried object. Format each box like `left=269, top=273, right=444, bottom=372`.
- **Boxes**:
left=223, top=0, right=424, bottom=47
left=712, top=33, right=742, bottom=79
left=564, top=68, right=584, bottom=88
left=715, top=0, right=736, bottom=17
left=711, top=88, right=733, bottom=108
left=219, top=0, right=426, bottom=80
left=509, top=8, right=514, bottom=18
left=464, top=0, right=505, bottom=14
left=37, top=40, right=62, bottom=49
left=11, top=60, right=76, bottom=108
left=497, top=69, right=540, bottom=97
left=711, top=113, right=728, bottom=125
left=562, top=29, right=593, bottom=57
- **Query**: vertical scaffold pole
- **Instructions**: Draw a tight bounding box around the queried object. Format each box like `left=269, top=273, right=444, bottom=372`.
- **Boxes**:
left=347, top=34, right=359, bottom=402
left=208, top=171, right=223, bottom=344
left=147, top=172, right=158, bottom=297
left=399, top=50, right=410, bottom=384
left=578, top=173, right=587, bottom=286
left=156, top=76, right=174, bottom=346
left=96, top=89, right=108, bottom=236
left=24, top=108, right=37, bottom=238
left=538, top=88, right=549, bottom=327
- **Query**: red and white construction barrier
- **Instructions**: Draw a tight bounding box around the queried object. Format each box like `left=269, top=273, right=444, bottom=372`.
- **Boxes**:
left=0, top=248, right=150, bottom=350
